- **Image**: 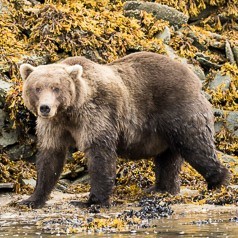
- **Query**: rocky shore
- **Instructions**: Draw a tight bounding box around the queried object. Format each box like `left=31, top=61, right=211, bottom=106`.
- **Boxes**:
left=0, top=1, right=237, bottom=234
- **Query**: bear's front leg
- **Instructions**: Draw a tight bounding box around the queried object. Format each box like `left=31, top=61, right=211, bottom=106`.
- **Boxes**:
left=19, top=147, right=67, bottom=208
left=86, top=141, right=117, bottom=207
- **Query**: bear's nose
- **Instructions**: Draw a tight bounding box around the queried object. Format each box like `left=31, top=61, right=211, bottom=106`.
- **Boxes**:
left=40, top=105, right=51, bottom=114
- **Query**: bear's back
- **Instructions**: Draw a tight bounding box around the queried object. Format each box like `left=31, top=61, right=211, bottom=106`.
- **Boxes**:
left=61, top=52, right=202, bottom=109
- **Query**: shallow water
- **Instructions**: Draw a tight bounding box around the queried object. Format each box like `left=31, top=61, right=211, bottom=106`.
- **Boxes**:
left=0, top=211, right=237, bottom=237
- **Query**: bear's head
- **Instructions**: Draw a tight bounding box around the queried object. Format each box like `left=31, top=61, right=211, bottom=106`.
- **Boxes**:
left=20, top=63, right=83, bottom=119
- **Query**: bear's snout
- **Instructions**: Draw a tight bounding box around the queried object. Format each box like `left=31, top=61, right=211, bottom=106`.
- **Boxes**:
left=40, top=104, right=51, bottom=115
left=38, top=102, right=57, bottom=118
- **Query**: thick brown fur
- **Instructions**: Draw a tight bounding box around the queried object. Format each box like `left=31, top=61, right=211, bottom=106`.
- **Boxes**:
left=19, top=52, right=230, bottom=208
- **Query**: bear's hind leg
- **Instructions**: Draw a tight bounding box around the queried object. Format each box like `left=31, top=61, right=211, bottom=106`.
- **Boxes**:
left=180, top=143, right=230, bottom=190
left=153, top=149, right=183, bottom=195
left=162, top=112, right=231, bottom=190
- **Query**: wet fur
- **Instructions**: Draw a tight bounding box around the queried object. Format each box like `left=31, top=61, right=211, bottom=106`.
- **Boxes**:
left=19, top=52, right=230, bottom=208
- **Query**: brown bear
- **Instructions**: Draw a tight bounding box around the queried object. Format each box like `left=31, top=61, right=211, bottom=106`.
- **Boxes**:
left=19, top=52, right=230, bottom=208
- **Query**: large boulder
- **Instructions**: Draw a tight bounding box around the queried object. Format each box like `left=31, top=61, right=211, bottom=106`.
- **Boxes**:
left=124, top=1, right=188, bottom=29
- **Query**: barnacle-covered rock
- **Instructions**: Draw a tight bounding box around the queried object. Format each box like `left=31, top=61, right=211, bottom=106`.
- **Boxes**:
left=208, top=72, right=231, bottom=91
left=124, top=1, right=189, bottom=28
left=149, top=0, right=238, bottom=19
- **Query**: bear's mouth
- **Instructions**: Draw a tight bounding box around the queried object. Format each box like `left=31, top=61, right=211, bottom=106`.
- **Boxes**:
left=39, top=113, right=53, bottom=119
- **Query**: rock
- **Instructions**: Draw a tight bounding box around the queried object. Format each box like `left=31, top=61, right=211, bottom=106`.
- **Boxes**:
left=58, top=179, right=71, bottom=187
left=0, top=55, right=49, bottom=73
left=94, top=214, right=111, bottom=219
left=187, top=31, right=207, bottom=51
left=0, top=0, right=8, bottom=14
left=209, top=40, right=225, bottom=50
left=219, top=153, right=238, bottom=175
left=60, top=166, right=84, bottom=179
left=208, top=72, right=231, bottom=91
left=196, top=56, right=222, bottom=69
left=164, top=44, right=177, bottom=59
left=232, top=46, right=238, bottom=65
left=155, top=26, right=171, bottom=44
left=6, top=143, right=36, bottom=161
left=213, top=109, right=238, bottom=136
left=228, top=185, right=238, bottom=190
left=0, top=183, right=14, bottom=190
left=0, top=109, right=18, bottom=148
left=73, top=174, right=90, bottom=184
left=188, top=64, right=206, bottom=81
left=226, top=111, right=238, bottom=137
left=124, top=1, right=188, bottom=29
left=0, top=78, right=12, bottom=105
left=221, top=153, right=238, bottom=163
left=210, top=32, right=223, bottom=41
left=21, top=178, right=36, bottom=187
left=225, top=40, right=235, bottom=64
left=164, top=44, right=187, bottom=64
left=19, top=55, right=50, bottom=67
left=202, top=91, right=212, bottom=101
left=180, top=188, right=199, bottom=197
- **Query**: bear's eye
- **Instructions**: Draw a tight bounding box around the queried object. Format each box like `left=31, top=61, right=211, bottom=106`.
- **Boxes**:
left=35, top=87, right=41, bottom=93
left=53, top=87, right=60, bottom=93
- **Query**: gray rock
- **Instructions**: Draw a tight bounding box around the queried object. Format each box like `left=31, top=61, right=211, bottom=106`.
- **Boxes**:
left=0, top=183, right=14, bottom=189
left=0, top=109, right=18, bottom=148
left=22, top=178, right=36, bottom=187
left=188, top=64, right=206, bottom=81
left=202, top=91, right=212, bottom=101
left=164, top=44, right=177, bottom=59
left=210, top=32, right=223, bottom=40
left=60, top=166, right=84, bottom=179
left=73, top=174, right=90, bottom=184
left=0, top=78, right=12, bottom=104
left=0, top=55, right=49, bottom=73
left=225, top=40, right=235, bottom=64
left=0, top=129, right=18, bottom=148
left=208, top=72, right=231, bottom=91
left=226, top=111, right=238, bottom=137
left=124, top=1, right=188, bottom=28
left=155, top=26, right=171, bottom=44
left=232, top=46, right=238, bottom=65
left=221, top=153, right=238, bottom=163
left=228, top=185, right=238, bottom=190
left=6, top=143, right=36, bottom=161
left=0, top=109, right=4, bottom=127
left=0, top=0, right=8, bottom=14
left=219, top=153, right=238, bottom=175
left=19, top=55, right=49, bottom=67
left=187, top=31, right=207, bottom=51
left=164, top=44, right=187, bottom=64
left=213, top=109, right=238, bottom=136
left=196, top=56, right=221, bottom=69
left=209, top=40, right=225, bottom=50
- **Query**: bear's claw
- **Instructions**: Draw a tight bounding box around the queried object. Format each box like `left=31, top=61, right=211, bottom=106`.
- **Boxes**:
left=18, top=199, right=45, bottom=209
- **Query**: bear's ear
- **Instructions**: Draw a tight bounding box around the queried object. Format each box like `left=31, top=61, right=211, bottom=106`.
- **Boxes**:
left=65, top=65, right=83, bottom=79
left=20, top=64, right=35, bottom=80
